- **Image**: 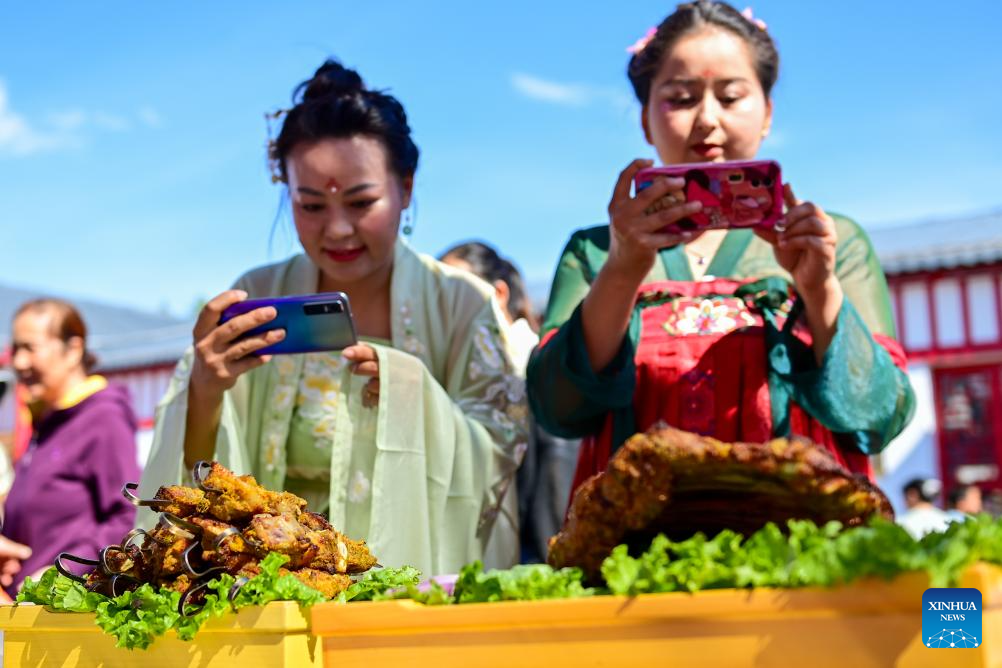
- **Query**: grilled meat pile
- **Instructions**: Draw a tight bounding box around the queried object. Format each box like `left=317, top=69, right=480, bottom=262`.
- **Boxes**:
left=69, top=461, right=377, bottom=604
left=548, top=425, right=894, bottom=580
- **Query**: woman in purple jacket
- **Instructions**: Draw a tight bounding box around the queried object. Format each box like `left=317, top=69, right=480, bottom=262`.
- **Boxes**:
left=2, top=299, right=140, bottom=596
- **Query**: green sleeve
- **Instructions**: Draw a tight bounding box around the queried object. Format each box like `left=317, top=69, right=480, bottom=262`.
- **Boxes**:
left=527, top=229, right=636, bottom=439
left=787, top=300, right=916, bottom=454
left=831, top=215, right=897, bottom=337
left=785, top=216, right=915, bottom=453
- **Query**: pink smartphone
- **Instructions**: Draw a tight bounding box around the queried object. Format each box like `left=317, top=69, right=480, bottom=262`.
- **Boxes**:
left=634, top=159, right=783, bottom=234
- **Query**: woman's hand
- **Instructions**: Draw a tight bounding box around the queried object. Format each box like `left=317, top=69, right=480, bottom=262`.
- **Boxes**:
left=343, top=344, right=380, bottom=409
left=579, top=159, right=701, bottom=373
left=189, top=290, right=286, bottom=399
left=756, top=184, right=840, bottom=299
left=756, top=183, right=844, bottom=361
left=605, top=159, right=703, bottom=281
left=0, top=535, right=31, bottom=588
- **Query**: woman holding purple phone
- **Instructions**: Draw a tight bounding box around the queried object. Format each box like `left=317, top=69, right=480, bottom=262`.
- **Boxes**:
left=139, top=60, right=527, bottom=576
left=528, top=1, right=915, bottom=501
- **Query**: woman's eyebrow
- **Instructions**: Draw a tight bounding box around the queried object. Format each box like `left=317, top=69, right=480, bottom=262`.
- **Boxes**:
left=297, top=183, right=376, bottom=197
left=659, top=76, right=750, bottom=86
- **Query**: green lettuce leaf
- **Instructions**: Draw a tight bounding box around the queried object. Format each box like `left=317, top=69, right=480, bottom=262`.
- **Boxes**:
left=337, top=565, right=422, bottom=602
left=600, top=515, right=1002, bottom=596
left=453, top=561, right=596, bottom=603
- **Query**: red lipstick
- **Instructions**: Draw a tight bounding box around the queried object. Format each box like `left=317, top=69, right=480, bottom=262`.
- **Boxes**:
left=325, top=247, right=364, bottom=263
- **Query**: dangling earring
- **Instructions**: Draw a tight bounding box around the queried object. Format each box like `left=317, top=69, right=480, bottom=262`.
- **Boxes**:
left=402, top=210, right=413, bottom=236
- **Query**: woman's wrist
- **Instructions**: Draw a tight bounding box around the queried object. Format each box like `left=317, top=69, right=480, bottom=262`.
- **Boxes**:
left=798, top=276, right=843, bottom=318
left=187, top=376, right=224, bottom=410
left=603, top=248, right=655, bottom=288
left=798, top=276, right=844, bottom=362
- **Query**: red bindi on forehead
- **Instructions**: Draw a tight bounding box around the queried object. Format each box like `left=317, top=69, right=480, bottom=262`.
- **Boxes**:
left=700, top=69, right=716, bottom=79
left=324, top=177, right=340, bottom=192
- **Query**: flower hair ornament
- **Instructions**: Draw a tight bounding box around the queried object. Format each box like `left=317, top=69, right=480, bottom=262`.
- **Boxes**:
left=626, top=27, right=657, bottom=54
left=265, top=108, right=290, bottom=184
left=741, top=7, right=768, bottom=31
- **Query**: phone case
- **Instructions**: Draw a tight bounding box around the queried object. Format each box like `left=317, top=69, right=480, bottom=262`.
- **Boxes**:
left=634, top=160, right=783, bottom=234
left=218, top=292, right=358, bottom=355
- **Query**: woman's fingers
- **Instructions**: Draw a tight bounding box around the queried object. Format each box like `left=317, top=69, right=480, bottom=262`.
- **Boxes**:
left=628, top=200, right=702, bottom=236
left=193, top=290, right=247, bottom=340
left=229, top=354, right=271, bottom=378
left=225, top=328, right=285, bottom=361
left=783, top=182, right=801, bottom=211
left=0, top=537, right=31, bottom=560
left=633, top=176, right=686, bottom=210
left=779, top=216, right=831, bottom=241
left=342, top=344, right=376, bottom=362
left=344, top=344, right=379, bottom=376
left=776, top=235, right=831, bottom=254
left=351, top=361, right=379, bottom=376
left=213, top=306, right=278, bottom=347
left=610, top=158, right=654, bottom=206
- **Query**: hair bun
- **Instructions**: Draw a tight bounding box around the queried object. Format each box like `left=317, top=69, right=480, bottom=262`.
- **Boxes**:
left=300, top=60, right=365, bottom=102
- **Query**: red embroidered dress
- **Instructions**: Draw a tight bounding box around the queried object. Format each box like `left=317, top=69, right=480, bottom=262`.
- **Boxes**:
left=527, top=222, right=915, bottom=498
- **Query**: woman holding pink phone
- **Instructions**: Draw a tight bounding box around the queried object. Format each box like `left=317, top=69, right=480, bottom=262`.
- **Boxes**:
left=139, top=60, right=526, bottom=576
left=528, top=1, right=915, bottom=497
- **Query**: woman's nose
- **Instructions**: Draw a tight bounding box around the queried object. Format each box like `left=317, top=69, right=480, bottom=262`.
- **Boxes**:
left=323, top=211, right=355, bottom=239
left=694, top=93, right=722, bottom=131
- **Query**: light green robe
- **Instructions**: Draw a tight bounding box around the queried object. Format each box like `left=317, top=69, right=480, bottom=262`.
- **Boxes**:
left=138, top=239, right=528, bottom=576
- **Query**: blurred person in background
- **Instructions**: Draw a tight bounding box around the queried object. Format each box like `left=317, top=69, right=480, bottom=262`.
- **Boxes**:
left=0, top=366, right=15, bottom=498
left=946, top=484, right=983, bottom=522
left=897, top=477, right=950, bottom=539
left=1, top=299, right=139, bottom=597
left=439, top=242, right=538, bottom=371
left=440, top=241, right=580, bottom=563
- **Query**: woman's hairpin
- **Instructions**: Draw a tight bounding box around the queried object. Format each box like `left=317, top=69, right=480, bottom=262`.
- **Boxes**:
left=626, top=27, right=657, bottom=55
left=741, top=7, right=768, bottom=31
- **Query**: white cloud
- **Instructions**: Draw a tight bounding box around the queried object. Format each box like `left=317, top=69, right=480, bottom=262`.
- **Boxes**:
left=511, top=73, right=591, bottom=106
left=0, top=80, right=164, bottom=158
left=510, top=72, right=635, bottom=111
left=0, top=82, right=81, bottom=156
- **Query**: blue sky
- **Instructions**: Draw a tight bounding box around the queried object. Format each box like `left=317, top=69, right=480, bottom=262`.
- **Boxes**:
left=2, top=1, right=1001, bottom=317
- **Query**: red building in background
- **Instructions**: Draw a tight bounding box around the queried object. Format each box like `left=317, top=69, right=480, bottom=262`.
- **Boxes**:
left=870, top=209, right=1002, bottom=509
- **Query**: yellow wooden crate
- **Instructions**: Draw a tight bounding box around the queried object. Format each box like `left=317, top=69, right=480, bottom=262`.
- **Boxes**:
left=0, top=601, right=322, bottom=668
left=311, top=564, right=1002, bottom=668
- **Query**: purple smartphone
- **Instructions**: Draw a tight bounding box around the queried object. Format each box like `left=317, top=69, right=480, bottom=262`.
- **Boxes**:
left=218, top=292, right=358, bottom=355
left=634, top=159, right=783, bottom=234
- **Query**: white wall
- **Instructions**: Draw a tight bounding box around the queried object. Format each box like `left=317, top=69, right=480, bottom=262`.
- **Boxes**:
left=877, top=363, right=939, bottom=514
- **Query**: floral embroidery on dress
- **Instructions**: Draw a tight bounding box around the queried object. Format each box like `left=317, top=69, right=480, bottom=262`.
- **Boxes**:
left=347, top=470, right=371, bottom=504
left=473, top=324, right=505, bottom=372
left=399, top=301, right=427, bottom=357
left=262, top=430, right=284, bottom=472
left=297, top=353, right=348, bottom=443
left=272, top=386, right=294, bottom=413
left=663, top=297, right=757, bottom=336
left=261, top=355, right=302, bottom=473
